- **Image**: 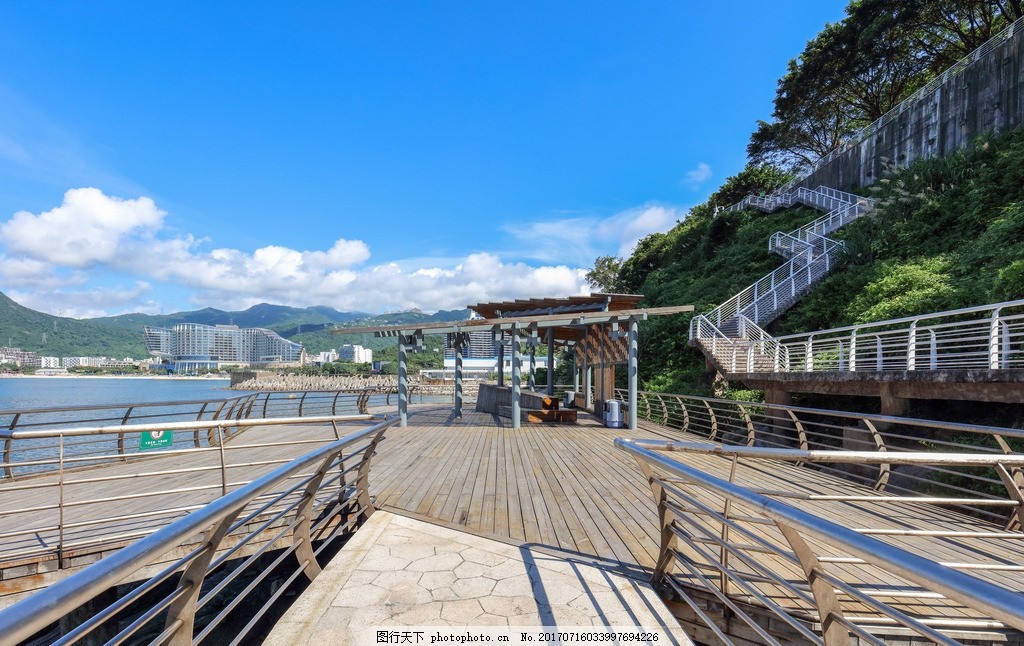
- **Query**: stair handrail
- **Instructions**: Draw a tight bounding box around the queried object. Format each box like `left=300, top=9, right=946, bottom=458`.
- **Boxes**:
left=736, top=314, right=790, bottom=371
left=775, top=299, right=1024, bottom=373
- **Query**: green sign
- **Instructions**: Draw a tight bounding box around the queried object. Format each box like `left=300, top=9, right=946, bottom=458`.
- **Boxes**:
left=140, top=430, right=173, bottom=450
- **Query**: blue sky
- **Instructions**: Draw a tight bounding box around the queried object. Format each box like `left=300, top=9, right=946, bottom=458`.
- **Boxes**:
left=0, top=2, right=847, bottom=317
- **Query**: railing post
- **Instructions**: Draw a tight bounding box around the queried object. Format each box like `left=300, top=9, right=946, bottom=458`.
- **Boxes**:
left=991, top=308, right=1003, bottom=369
left=58, top=434, right=65, bottom=567
left=876, top=335, right=883, bottom=370
left=292, top=452, right=340, bottom=582
left=353, top=428, right=387, bottom=525
left=806, top=337, right=814, bottom=371
left=704, top=400, right=718, bottom=441
left=929, top=330, right=938, bottom=369
left=907, top=321, right=918, bottom=370
left=163, top=508, right=244, bottom=646
left=849, top=330, right=857, bottom=372
left=774, top=522, right=849, bottom=646
left=216, top=425, right=228, bottom=496
left=773, top=342, right=781, bottom=372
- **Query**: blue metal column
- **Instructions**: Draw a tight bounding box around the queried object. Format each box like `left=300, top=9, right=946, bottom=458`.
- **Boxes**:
left=398, top=335, right=408, bottom=427
left=546, top=328, right=555, bottom=395
left=453, top=333, right=464, bottom=418
left=511, top=325, right=521, bottom=429
left=628, top=317, right=639, bottom=430
left=497, top=333, right=505, bottom=387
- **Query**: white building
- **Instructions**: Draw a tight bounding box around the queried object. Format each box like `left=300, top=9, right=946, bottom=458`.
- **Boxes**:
left=338, top=344, right=372, bottom=364
left=41, top=356, right=60, bottom=368
left=314, top=349, right=339, bottom=364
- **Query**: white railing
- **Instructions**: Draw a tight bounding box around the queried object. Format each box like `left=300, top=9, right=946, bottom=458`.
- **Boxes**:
left=776, top=300, right=1024, bottom=372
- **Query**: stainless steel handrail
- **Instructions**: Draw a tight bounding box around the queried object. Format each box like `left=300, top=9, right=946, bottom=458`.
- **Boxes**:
left=0, top=416, right=397, bottom=645
left=616, top=437, right=1024, bottom=644
left=618, top=389, right=1024, bottom=526
left=0, top=413, right=376, bottom=568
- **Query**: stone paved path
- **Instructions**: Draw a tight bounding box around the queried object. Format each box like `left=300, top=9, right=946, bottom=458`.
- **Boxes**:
left=265, top=511, right=692, bottom=645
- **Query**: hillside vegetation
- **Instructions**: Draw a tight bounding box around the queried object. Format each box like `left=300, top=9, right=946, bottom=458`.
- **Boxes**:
left=623, top=129, right=1024, bottom=394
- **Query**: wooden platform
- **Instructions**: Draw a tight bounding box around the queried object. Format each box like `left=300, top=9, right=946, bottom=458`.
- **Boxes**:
left=372, top=406, right=672, bottom=578
left=372, top=406, right=1024, bottom=639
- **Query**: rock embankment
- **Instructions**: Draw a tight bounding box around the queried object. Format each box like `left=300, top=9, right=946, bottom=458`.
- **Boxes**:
left=230, top=374, right=407, bottom=391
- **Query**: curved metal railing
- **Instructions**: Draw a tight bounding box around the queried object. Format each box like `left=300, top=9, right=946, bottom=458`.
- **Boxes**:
left=0, top=413, right=380, bottom=568
left=618, top=389, right=1024, bottom=527
left=617, top=437, right=1024, bottom=644
left=0, top=390, right=373, bottom=479
left=0, top=416, right=396, bottom=645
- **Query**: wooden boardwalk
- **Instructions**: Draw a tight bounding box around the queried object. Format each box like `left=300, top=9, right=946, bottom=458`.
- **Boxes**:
left=0, top=402, right=1022, bottom=637
left=371, top=406, right=679, bottom=578
left=371, top=405, right=1024, bottom=638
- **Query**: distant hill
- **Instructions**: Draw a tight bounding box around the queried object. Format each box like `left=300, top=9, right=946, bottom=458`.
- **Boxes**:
left=95, top=303, right=370, bottom=335
left=0, top=290, right=468, bottom=359
left=294, top=309, right=471, bottom=354
left=0, top=292, right=145, bottom=358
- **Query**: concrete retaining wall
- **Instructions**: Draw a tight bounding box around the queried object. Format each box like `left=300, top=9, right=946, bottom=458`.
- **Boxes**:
left=795, top=21, right=1024, bottom=192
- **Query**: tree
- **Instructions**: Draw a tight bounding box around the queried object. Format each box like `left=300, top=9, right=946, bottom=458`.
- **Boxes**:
left=585, top=256, right=624, bottom=292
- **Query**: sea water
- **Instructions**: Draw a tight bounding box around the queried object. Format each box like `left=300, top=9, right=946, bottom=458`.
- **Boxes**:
left=0, top=376, right=238, bottom=410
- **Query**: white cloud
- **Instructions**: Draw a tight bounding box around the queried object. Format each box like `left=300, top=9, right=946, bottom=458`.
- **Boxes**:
left=0, top=188, right=165, bottom=267
left=597, top=204, right=680, bottom=257
left=9, top=282, right=154, bottom=319
left=683, top=162, right=712, bottom=190
left=0, top=188, right=596, bottom=316
left=507, top=203, right=684, bottom=264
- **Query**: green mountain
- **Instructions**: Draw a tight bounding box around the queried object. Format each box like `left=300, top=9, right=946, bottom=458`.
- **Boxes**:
left=95, top=303, right=369, bottom=335
left=294, top=309, right=471, bottom=354
left=0, top=291, right=469, bottom=360
left=0, top=292, right=146, bottom=358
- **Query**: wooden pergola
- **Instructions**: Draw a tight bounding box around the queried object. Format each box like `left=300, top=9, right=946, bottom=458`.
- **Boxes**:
left=334, top=294, right=692, bottom=429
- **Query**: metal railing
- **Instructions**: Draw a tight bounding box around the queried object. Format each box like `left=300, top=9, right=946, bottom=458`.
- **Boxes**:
left=619, top=390, right=1024, bottom=528
left=694, top=186, right=871, bottom=365
left=775, top=300, right=1024, bottom=373
left=616, top=436, right=1024, bottom=645
left=0, top=413, right=379, bottom=569
left=0, top=390, right=373, bottom=479
left=0, top=416, right=396, bottom=645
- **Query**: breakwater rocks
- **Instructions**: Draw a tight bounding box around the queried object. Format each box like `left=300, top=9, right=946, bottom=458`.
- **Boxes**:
left=230, top=375, right=404, bottom=391
left=230, top=374, right=483, bottom=397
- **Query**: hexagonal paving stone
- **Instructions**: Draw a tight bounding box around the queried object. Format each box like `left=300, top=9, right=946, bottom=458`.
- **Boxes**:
left=449, top=576, right=497, bottom=599
left=430, top=586, right=460, bottom=602
left=439, top=598, right=485, bottom=623
left=332, top=583, right=392, bottom=607
left=406, top=550, right=465, bottom=572
left=460, top=547, right=508, bottom=566
left=491, top=573, right=535, bottom=597
left=418, top=570, right=458, bottom=589
left=479, top=594, right=537, bottom=618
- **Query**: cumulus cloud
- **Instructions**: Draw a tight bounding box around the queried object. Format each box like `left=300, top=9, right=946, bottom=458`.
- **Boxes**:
left=0, top=188, right=595, bottom=316
left=507, top=203, right=684, bottom=265
left=0, top=188, right=165, bottom=266
left=683, top=162, right=712, bottom=190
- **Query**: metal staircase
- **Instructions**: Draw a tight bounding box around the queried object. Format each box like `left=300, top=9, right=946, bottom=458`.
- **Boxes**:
left=690, top=186, right=873, bottom=373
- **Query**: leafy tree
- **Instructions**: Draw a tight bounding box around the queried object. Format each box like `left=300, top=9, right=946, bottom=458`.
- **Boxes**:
left=585, top=256, right=624, bottom=292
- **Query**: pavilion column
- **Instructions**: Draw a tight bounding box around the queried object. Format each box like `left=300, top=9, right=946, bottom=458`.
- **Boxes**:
left=511, top=325, right=522, bottom=429
left=529, top=342, right=536, bottom=391
left=398, top=335, right=409, bottom=427
left=628, top=317, right=639, bottom=430
left=453, top=333, right=468, bottom=418
left=497, top=332, right=505, bottom=387
left=546, top=328, right=555, bottom=395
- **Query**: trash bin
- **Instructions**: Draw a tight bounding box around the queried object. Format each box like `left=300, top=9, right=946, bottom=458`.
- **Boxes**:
left=563, top=391, right=576, bottom=408
left=604, top=399, right=623, bottom=429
